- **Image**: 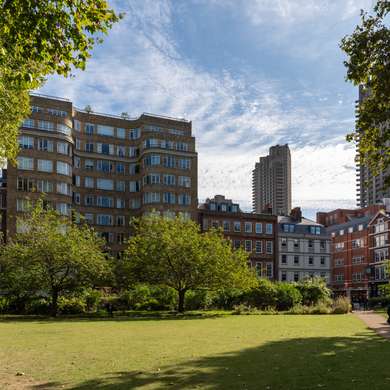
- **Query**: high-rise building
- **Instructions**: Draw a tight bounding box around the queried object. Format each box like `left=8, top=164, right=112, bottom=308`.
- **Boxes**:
left=252, top=144, right=291, bottom=216
left=3, top=93, right=198, bottom=256
left=356, top=85, right=390, bottom=207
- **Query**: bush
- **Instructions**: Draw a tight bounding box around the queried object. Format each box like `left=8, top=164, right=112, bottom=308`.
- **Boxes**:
left=275, top=283, right=302, bottom=311
left=0, top=296, right=10, bottom=314
left=288, top=301, right=331, bottom=315
left=58, top=296, right=86, bottom=314
left=211, top=288, right=244, bottom=310
left=368, top=295, right=390, bottom=308
left=84, top=289, right=102, bottom=312
left=332, top=296, right=351, bottom=314
left=25, top=298, right=51, bottom=315
left=296, top=277, right=331, bottom=306
left=244, top=279, right=277, bottom=309
left=185, top=290, right=215, bottom=311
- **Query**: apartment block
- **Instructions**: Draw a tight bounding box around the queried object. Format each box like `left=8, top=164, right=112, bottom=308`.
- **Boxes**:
left=278, top=207, right=330, bottom=283
left=252, top=144, right=291, bottom=216
left=198, top=195, right=278, bottom=280
left=5, top=93, right=198, bottom=256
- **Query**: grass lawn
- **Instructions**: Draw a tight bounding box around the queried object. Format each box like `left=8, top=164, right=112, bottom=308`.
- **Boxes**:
left=1, top=313, right=390, bottom=389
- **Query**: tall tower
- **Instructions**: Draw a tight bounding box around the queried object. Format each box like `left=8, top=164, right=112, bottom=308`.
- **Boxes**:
left=356, top=85, right=390, bottom=207
left=252, top=144, right=291, bottom=216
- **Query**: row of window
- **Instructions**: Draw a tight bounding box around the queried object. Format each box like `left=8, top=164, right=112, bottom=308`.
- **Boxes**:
left=76, top=159, right=141, bottom=174
left=334, top=273, right=365, bottom=283
left=17, top=177, right=72, bottom=196
left=233, top=239, right=273, bottom=254
left=23, top=119, right=72, bottom=136
left=280, top=255, right=327, bottom=266
left=208, top=202, right=239, bottom=213
left=143, top=173, right=191, bottom=188
left=203, top=219, right=273, bottom=234
left=32, top=106, right=67, bottom=117
left=281, top=271, right=328, bottom=282
left=77, top=140, right=140, bottom=157
left=16, top=199, right=71, bottom=216
left=19, top=136, right=72, bottom=156
left=82, top=195, right=140, bottom=209
left=332, top=224, right=365, bottom=237
left=143, top=139, right=189, bottom=151
left=143, top=192, right=191, bottom=205
left=143, top=154, right=191, bottom=170
left=282, top=224, right=322, bottom=235
left=17, top=157, right=72, bottom=176
left=252, top=262, right=273, bottom=279
left=281, top=238, right=327, bottom=249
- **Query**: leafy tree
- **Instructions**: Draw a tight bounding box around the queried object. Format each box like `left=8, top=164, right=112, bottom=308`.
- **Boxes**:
left=122, top=215, right=257, bottom=312
left=0, top=0, right=121, bottom=163
left=296, top=277, right=331, bottom=306
left=0, top=200, right=110, bottom=316
left=340, top=1, right=390, bottom=183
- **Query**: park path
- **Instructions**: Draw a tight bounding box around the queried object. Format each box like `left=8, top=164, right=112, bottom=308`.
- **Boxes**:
left=354, top=310, right=390, bottom=340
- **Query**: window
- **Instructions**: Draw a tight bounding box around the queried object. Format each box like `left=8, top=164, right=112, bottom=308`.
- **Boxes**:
left=117, top=145, right=126, bottom=157
left=294, top=256, right=299, bottom=265
left=163, top=174, right=176, bottom=186
left=335, top=258, right=344, bottom=267
left=266, top=263, right=273, bottom=279
left=335, top=242, right=344, bottom=251
left=309, top=226, right=321, bottom=235
left=266, top=223, right=273, bottom=234
left=57, top=182, right=71, bottom=195
left=245, top=222, right=252, bottom=233
left=84, top=213, right=94, bottom=224
left=178, top=176, right=191, bottom=188
left=233, top=240, right=241, bottom=249
left=281, top=254, right=287, bottom=264
left=223, top=221, right=230, bottom=232
left=116, top=181, right=125, bottom=192
left=339, top=229, right=344, bottom=236
left=294, top=273, right=299, bottom=282
left=96, top=160, right=113, bottom=173
left=129, top=163, right=139, bottom=175
left=348, top=227, right=354, bottom=233
left=335, top=274, right=344, bottom=282
left=97, top=125, right=114, bottom=137
left=130, top=198, right=141, bottom=209
left=129, top=128, right=140, bottom=139
left=85, top=123, right=94, bottom=135
left=163, top=155, right=176, bottom=168
left=144, top=154, right=160, bottom=166
left=38, top=120, right=54, bottom=131
left=74, top=120, right=81, bottom=132
left=57, top=161, right=71, bottom=176
left=48, top=108, right=67, bottom=117
left=16, top=198, right=30, bottom=212
left=129, top=181, right=140, bottom=192
left=85, top=177, right=94, bottom=188
left=17, top=177, right=34, bottom=192
left=255, top=241, right=262, bottom=254
left=96, top=178, right=114, bottom=191
left=73, top=192, right=80, bottom=205
left=283, top=224, right=295, bottom=233
left=234, top=221, right=241, bottom=232
left=352, top=272, right=363, bottom=282
left=352, top=238, right=363, bottom=248
left=281, top=271, right=287, bottom=281
left=116, top=163, right=125, bottom=174
left=129, top=146, right=139, bottom=157
left=96, top=196, right=114, bottom=208
left=178, top=194, right=191, bottom=205
left=56, top=203, right=70, bottom=216
left=358, top=224, right=364, bottom=231
left=281, top=238, right=287, bottom=247
left=320, top=257, right=326, bottom=266
left=293, top=239, right=299, bottom=248
left=19, top=135, right=34, bottom=149
left=116, top=215, right=125, bottom=226
left=57, top=124, right=71, bottom=135
left=116, top=198, right=126, bottom=209
left=144, top=138, right=160, bottom=148
left=266, top=241, right=273, bottom=254
left=178, top=158, right=191, bottom=170
left=245, top=240, right=252, bottom=252
left=308, top=239, right=313, bottom=248
left=74, top=176, right=80, bottom=187
left=23, top=118, right=34, bottom=128
left=209, top=203, right=216, bottom=211
left=163, top=192, right=176, bottom=204
left=85, top=143, right=94, bottom=153
left=117, top=128, right=126, bottom=139
left=144, top=173, right=160, bottom=185
left=57, top=142, right=69, bottom=155
left=38, top=159, right=53, bottom=172
left=17, top=157, right=34, bottom=170
left=85, top=195, right=95, bottom=206
left=74, top=157, right=81, bottom=169
left=38, top=139, right=53, bottom=152
left=97, top=214, right=113, bottom=226
left=36, top=179, right=53, bottom=193
left=308, top=256, right=314, bottom=265
left=97, top=143, right=114, bottom=155
left=143, top=192, right=160, bottom=204
left=255, top=223, right=262, bottom=234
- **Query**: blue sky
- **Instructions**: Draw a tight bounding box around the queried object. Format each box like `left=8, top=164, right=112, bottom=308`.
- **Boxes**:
left=40, top=0, right=375, bottom=219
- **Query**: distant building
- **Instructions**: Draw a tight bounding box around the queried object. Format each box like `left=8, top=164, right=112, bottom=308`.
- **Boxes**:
left=356, top=85, right=390, bottom=207
left=198, top=195, right=278, bottom=280
left=252, top=144, right=291, bottom=216
left=277, top=207, right=331, bottom=283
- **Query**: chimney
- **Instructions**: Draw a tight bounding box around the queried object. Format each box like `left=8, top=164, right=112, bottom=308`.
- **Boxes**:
left=290, top=207, right=302, bottom=222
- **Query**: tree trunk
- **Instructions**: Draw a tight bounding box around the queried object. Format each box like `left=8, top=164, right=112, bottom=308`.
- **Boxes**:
left=51, top=289, right=59, bottom=317
left=177, top=289, right=186, bottom=313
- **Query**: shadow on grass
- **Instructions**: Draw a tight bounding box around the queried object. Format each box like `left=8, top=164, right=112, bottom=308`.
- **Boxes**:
left=35, top=332, right=390, bottom=390
left=0, top=311, right=227, bottom=323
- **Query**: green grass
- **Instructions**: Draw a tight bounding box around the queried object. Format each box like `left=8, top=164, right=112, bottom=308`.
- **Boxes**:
left=1, top=313, right=390, bottom=389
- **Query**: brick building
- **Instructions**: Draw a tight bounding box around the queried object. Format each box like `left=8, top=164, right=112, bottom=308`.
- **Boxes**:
left=4, top=93, right=198, bottom=256
left=278, top=208, right=330, bottom=283
left=198, top=195, right=278, bottom=280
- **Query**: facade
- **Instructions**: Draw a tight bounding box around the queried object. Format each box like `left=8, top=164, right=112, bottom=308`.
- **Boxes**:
left=356, top=85, right=390, bottom=207
left=198, top=195, right=278, bottom=280
left=367, top=210, right=390, bottom=297
left=318, top=204, right=386, bottom=301
left=6, top=93, right=198, bottom=255
left=252, top=144, right=291, bottom=216
left=0, top=169, right=6, bottom=239
left=277, top=208, right=331, bottom=283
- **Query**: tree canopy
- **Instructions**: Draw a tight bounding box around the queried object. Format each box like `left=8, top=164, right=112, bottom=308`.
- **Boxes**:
left=121, top=215, right=257, bottom=312
left=340, top=1, right=390, bottom=183
left=0, top=200, right=111, bottom=316
left=0, top=0, right=121, bottom=164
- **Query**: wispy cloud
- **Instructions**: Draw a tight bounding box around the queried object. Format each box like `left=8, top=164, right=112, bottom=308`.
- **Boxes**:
left=40, top=0, right=361, bottom=215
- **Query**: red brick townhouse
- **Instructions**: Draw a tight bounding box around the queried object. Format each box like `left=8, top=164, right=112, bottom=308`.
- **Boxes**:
left=317, top=204, right=384, bottom=302
left=198, top=195, right=278, bottom=280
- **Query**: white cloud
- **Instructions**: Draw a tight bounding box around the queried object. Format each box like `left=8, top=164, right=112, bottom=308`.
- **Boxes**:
left=40, top=0, right=358, bottom=215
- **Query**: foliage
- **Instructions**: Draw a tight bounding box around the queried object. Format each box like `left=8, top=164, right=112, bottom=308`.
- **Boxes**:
left=0, top=200, right=110, bottom=316
left=211, top=288, right=245, bottom=310
left=340, top=1, right=390, bottom=183
left=122, top=215, right=257, bottom=312
left=185, top=290, right=216, bottom=311
left=332, top=297, right=352, bottom=314
left=232, top=304, right=277, bottom=315
left=275, top=282, right=302, bottom=311
left=244, top=279, right=278, bottom=309
left=0, top=0, right=121, bottom=162
left=288, top=303, right=331, bottom=315
left=368, top=295, right=390, bottom=308
left=58, top=296, right=87, bottom=315
left=296, top=277, right=332, bottom=306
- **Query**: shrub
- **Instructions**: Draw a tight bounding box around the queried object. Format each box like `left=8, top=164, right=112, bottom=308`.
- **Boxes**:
left=275, top=282, right=302, bottom=311
left=0, top=296, right=10, bottom=314
left=212, top=288, right=244, bottom=310
left=296, top=277, right=331, bottom=306
left=332, top=296, right=351, bottom=314
left=244, top=279, right=277, bottom=309
left=185, top=290, right=215, bottom=311
left=84, top=289, right=102, bottom=312
left=368, top=295, right=390, bottom=308
left=58, top=296, right=86, bottom=314
left=310, top=301, right=332, bottom=314
left=25, top=298, right=51, bottom=315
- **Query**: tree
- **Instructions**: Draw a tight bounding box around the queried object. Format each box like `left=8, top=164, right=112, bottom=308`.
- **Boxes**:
left=0, top=0, right=121, bottom=163
left=340, top=1, right=390, bottom=184
left=122, top=215, right=257, bottom=312
left=0, top=200, right=110, bottom=316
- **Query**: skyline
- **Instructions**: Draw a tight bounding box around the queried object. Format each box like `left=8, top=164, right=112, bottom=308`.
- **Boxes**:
left=39, top=0, right=376, bottom=219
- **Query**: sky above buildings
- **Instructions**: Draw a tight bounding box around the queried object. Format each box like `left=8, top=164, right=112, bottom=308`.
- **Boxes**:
left=40, top=0, right=376, bottom=219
